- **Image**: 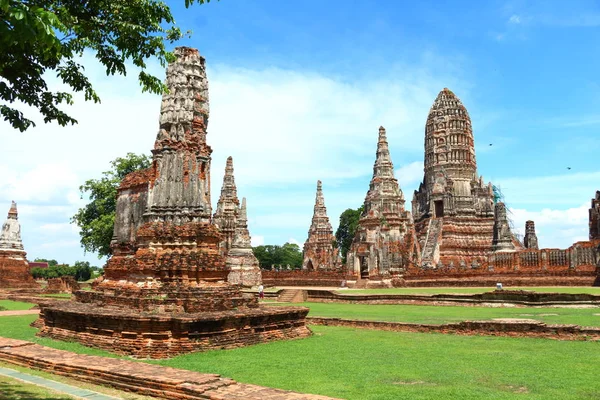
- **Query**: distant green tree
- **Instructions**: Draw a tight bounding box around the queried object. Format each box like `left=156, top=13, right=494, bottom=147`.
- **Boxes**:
left=33, top=258, right=58, bottom=267
left=252, top=242, right=303, bottom=269
left=335, top=206, right=364, bottom=264
left=72, top=153, right=151, bottom=258
left=1, top=0, right=218, bottom=132
left=73, top=261, right=92, bottom=281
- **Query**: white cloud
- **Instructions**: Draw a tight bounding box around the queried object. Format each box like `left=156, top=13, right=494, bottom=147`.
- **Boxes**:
left=508, top=203, right=589, bottom=249
left=251, top=235, right=265, bottom=246
left=395, top=161, right=423, bottom=190
left=287, top=237, right=301, bottom=247
left=509, top=15, right=521, bottom=24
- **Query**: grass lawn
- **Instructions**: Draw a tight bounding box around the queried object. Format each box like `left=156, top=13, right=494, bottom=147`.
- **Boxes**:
left=0, top=300, right=36, bottom=311
left=281, top=302, right=600, bottom=327
left=0, top=374, right=74, bottom=399
left=39, top=293, right=72, bottom=299
left=340, top=286, right=600, bottom=295
left=0, top=314, right=599, bottom=399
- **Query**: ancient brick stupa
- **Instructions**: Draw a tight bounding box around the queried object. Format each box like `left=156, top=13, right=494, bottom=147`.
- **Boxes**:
left=37, top=47, right=310, bottom=358
left=411, top=88, right=521, bottom=267
left=213, top=156, right=239, bottom=255
left=225, top=197, right=262, bottom=286
left=302, top=180, right=339, bottom=270
left=0, top=202, right=37, bottom=288
left=347, top=127, right=421, bottom=280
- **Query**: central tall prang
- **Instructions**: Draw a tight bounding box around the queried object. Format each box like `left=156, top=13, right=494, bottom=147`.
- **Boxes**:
left=37, top=47, right=311, bottom=358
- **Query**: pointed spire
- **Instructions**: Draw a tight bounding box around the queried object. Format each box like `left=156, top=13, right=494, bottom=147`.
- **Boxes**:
left=8, top=201, right=17, bottom=219
left=231, top=197, right=251, bottom=249
left=373, top=126, right=395, bottom=180
left=213, top=156, right=241, bottom=254
left=302, top=180, right=338, bottom=270
left=239, top=197, right=247, bottom=221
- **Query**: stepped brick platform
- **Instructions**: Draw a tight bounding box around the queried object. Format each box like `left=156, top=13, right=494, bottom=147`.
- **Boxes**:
left=38, top=302, right=310, bottom=359
left=308, top=317, right=600, bottom=341
left=37, top=47, right=310, bottom=358
left=0, top=337, right=338, bottom=399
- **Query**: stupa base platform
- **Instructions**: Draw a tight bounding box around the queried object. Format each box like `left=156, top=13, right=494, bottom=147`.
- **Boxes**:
left=36, top=302, right=311, bottom=359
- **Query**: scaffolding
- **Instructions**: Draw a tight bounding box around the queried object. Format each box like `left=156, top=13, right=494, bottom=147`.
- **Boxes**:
left=492, top=184, right=524, bottom=246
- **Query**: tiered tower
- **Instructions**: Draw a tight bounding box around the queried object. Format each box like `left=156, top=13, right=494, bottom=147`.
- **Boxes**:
left=411, top=88, right=520, bottom=267
left=302, top=180, right=339, bottom=271
left=590, top=191, right=600, bottom=241
left=37, top=47, right=310, bottom=359
left=213, top=156, right=240, bottom=255
left=347, top=127, right=420, bottom=279
left=523, top=220, right=539, bottom=250
left=0, top=202, right=37, bottom=288
left=226, top=198, right=262, bottom=286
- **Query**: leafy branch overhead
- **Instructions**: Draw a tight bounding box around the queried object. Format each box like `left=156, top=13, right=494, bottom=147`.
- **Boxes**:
left=0, top=0, right=217, bottom=132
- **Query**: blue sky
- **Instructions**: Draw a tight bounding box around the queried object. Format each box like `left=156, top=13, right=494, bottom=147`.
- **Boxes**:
left=1, top=0, right=599, bottom=265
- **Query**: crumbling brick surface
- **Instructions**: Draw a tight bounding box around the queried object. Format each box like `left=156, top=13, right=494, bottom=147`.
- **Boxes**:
left=0, top=202, right=38, bottom=289
left=43, top=277, right=80, bottom=294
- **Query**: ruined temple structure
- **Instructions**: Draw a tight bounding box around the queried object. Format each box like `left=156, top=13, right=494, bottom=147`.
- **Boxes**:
left=302, top=180, right=339, bottom=271
left=591, top=191, right=600, bottom=241
left=523, top=220, right=539, bottom=250
left=411, top=88, right=522, bottom=268
left=347, top=127, right=421, bottom=281
left=225, top=198, right=262, bottom=286
left=213, top=156, right=239, bottom=255
left=37, top=47, right=310, bottom=358
left=0, top=202, right=37, bottom=288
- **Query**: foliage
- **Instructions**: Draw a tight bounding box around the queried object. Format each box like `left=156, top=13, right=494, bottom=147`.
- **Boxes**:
left=335, top=206, right=364, bottom=264
left=1, top=0, right=217, bottom=132
left=71, top=153, right=151, bottom=258
left=33, top=258, right=58, bottom=266
left=30, top=260, right=94, bottom=281
left=252, top=242, right=303, bottom=269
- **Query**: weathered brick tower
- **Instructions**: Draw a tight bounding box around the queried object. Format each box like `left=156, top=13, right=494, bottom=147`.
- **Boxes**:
left=0, top=202, right=37, bottom=288
left=37, top=47, right=310, bottom=358
left=411, top=88, right=520, bottom=268
left=590, top=191, right=600, bottom=241
left=225, top=197, right=262, bottom=286
left=213, top=156, right=239, bottom=255
left=302, top=180, right=339, bottom=271
left=347, top=127, right=421, bottom=280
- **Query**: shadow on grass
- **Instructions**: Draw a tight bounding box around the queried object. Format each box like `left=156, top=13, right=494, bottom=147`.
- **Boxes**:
left=0, top=380, right=72, bottom=400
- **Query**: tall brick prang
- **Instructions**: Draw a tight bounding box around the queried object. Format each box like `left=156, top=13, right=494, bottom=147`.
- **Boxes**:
left=0, top=201, right=37, bottom=288
left=213, top=156, right=240, bottom=255
left=226, top=198, right=262, bottom=286
left=347, top=127, right=421, bottom=280
left=37, top=47, right=310, bottom=358
left=302, top=180, right=339, bottom=271
left=523, top=220, right=539, bottom=250
left=590, top=191, right=600, bottom=241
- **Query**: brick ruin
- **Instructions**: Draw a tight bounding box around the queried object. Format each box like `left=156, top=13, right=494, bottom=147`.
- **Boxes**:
left=0, top=202, right=38, bottom=289
left=213, top=156, right=262, bottom=286
left=302, top=180, right=340, bottom=271
left=225, top=198, right=262, bottom=286
left=591, top=191, right=600, bottom=240
left=37, top=47, right=310, bottom=358
left=346, top=127, right=421, bottom=280
left=213, top=156, right=239, bottom=254
left=523, top=220, right=539, bottom=250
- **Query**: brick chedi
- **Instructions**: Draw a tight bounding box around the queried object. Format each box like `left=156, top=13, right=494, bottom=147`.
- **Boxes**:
left=347, top=127, right=421, bottom=280
left=590, top=191, right=600, bottom=241
left=0, top=202, right=37, bottom=288
left=302, top=180, right=339, bottom=271
left=523, top=220, right=539, bottom=250
left=411, top=88, right=521, bottom=268
left=213, top=156, right=239, bottom=255
left=37, top=47, right=310, bottom=359
left=225, top=198, right=262, bottom=286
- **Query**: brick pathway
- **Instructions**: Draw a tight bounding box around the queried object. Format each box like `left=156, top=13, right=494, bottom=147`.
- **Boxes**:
left=0, top=309, right=39, bottom=316
left=0, top=337, right=339, bottom=399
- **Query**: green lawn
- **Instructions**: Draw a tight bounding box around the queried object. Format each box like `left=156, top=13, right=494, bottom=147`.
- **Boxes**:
left=287, top=302, right=600, bottom=327
left=0, top=314, right=599, bottom=399
left=0, top=375, right=74, bottom=399
left=340, top=286, right=600, bottom=295
left=0, top=300, right=36, bottom=311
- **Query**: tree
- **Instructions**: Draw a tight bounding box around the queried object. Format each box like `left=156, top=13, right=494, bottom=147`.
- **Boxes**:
left=72, top=152, right=151, bottom=258
left=335, top=206, right=364, bottom=264
left=252, top=242, right=303, bottom=270
left=1, top=0, right=217, bottom=132
left=34, top=258, right=58, bottom=266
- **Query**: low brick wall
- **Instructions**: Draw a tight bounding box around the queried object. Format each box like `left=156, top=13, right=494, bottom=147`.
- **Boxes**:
left=261, top=270, right=355, bottom=287
left=307, top=317, right=600, bottom=341
left=0, top=337, right=338, bottom=399
left=306, top=289, right=600, bottom=306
